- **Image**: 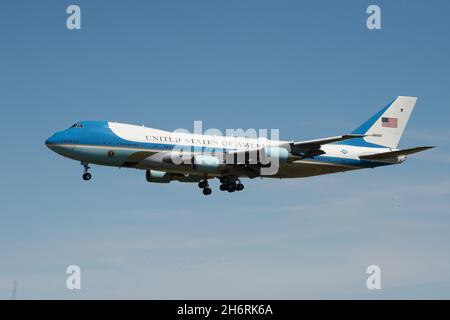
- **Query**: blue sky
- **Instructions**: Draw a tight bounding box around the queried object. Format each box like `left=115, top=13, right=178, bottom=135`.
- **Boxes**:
left=0, top=0, right=449, bottom=299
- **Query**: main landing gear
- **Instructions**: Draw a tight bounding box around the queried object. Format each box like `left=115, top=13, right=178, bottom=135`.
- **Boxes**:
left=198, top=177, right=244, bottom=195
left=198, top=179, right=212, bottom=196
left=219, top=177, right=244, bottom=193
left=82, top=163, right=92, bottom=181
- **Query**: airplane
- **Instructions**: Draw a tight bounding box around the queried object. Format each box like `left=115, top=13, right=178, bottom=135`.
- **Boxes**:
left=45, top=96, right=434, bottom=195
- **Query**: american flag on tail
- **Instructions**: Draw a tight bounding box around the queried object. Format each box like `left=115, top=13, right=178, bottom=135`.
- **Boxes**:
left=381, top=117, right=398, bottom=128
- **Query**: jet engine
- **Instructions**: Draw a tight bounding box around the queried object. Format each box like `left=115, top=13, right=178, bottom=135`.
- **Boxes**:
left=192, top=155, right=220, bottom=173
left=261, top=146, right=289, bottom=164
left=145, top=170, right=176, bottom=183
left=145, top=170, right=203, bottom=183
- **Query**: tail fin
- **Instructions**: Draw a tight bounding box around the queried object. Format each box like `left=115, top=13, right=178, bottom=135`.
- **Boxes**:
left=341, top=96, right=417, bottom=149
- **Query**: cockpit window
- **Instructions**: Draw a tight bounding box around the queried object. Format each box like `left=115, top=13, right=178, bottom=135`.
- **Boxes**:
left=71, top=123, right=84, bottom=128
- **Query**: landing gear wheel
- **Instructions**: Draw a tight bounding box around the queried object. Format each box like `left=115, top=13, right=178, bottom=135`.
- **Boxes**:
left=220, top=176, right=230, bottom=184
left=219, top=184, right=228, bottom=191
left=203, top=187, right=212, bottom=195
left=82, top=162, right=91, bottom=181
left=82, top=172, right=92, bottom=181
left=227, top=182, right=237, bottom=192
left=236, top=183, right=244, bottom=191
left=198, top=180, right=208, bottom=189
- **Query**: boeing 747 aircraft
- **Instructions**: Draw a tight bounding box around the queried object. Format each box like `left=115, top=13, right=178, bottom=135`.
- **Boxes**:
left=45, top=96, right=433, bottom=195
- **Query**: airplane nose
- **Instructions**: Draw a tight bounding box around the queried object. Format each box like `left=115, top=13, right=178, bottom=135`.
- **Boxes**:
left=45, top=134, right=57, bottom=147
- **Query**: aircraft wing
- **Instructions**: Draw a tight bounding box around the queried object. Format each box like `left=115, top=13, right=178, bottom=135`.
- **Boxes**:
left=283, top=134, right=366, bottom=158
left=359, top=146, right=435, bottom=160
left=223, top=134, right=367, bottom=161
left=224, top=134, right=367, bottom=162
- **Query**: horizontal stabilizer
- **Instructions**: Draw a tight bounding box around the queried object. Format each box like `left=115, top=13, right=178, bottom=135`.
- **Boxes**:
left=359, top=146, right=434, bottom=160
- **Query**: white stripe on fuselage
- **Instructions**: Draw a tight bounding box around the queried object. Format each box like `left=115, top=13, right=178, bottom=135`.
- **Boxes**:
left=108, top=122, right=281, bottom=151
left=107, top=121, right=391, bottom=160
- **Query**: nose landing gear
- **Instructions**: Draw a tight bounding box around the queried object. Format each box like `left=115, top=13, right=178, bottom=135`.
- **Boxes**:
left=82, top=163, right=92, bottom=181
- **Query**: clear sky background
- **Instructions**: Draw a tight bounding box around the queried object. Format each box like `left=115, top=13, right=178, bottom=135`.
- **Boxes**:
left=0, top=0, right=449, bottom=299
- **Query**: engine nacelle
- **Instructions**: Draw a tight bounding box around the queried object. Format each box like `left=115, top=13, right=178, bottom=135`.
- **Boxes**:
left=146, top=170, right=175, bottom=183
left=146, top=170, right=203, bottom=183
left=193, top=155, right=220, bottom=173
left=261, top=146, right=289, bottom=164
